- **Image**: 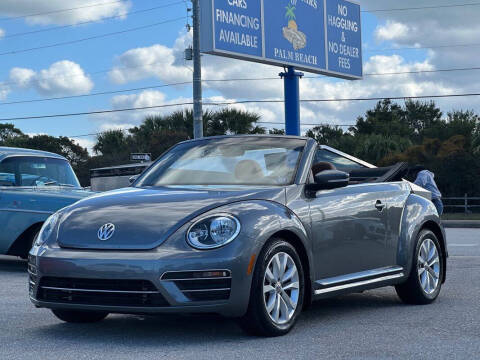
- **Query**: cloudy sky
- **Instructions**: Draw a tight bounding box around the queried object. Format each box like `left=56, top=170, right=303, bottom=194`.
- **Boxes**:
left=0, top=0, right=479, bottom=151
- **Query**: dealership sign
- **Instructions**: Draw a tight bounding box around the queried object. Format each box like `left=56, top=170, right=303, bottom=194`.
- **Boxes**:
left=200, top=0, right=362, bottom=79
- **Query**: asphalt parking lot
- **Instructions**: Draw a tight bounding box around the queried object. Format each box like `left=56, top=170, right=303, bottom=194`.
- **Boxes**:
left=1, top=228, right=479, bottom=360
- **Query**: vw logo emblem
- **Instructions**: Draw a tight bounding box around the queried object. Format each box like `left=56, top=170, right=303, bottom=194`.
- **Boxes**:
left=97, top=223, right=115, bottom=241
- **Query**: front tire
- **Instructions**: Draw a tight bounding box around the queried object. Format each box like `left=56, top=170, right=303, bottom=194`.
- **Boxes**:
left=395, top=229, right=444, bottom=304
left=238, top=238, right=305, bottom=336
left=51, top=309, right=109, bottom=323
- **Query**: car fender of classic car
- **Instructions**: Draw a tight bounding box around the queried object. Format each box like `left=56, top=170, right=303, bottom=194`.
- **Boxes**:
left=28, top=136, right=446, bottom=336
left=0, top=147, right=92, bottom=257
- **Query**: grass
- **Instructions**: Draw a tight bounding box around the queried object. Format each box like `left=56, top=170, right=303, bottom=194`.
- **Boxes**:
left=442, top=213, right=480, bottom=221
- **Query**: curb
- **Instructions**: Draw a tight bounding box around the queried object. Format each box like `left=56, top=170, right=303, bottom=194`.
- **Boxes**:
left=442, top=220, right=480, bottom=229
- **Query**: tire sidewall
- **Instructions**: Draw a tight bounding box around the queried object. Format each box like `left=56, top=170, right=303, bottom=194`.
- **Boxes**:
left=252, top=239, right=305, bottom=335
left=413, top=230, right=444, bottom=301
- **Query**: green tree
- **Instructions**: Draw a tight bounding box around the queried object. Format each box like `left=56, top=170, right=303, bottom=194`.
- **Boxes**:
left=93, top=130, right=132, bottom=159
left=207, top=108, right=264, bottom=135
left=352, top=99, right=412, bottom=138
left=0, top=123, right=25, bottom=144
left=354, top=134, right=412, bottom=165
left=268, top=128, right=285, bottom=135
left=473, top=122, right=480, bottom=155
left=422, top=110, right=479, bottom=145
left=404, top=100, right=442, bottom=136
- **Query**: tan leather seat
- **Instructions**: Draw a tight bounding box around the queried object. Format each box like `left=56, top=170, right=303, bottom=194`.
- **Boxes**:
left=234, top=160, right=264, bottom=182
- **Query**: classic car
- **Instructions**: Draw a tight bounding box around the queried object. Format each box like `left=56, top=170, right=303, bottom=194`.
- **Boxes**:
left=28, top=136, right=446, bottom=336
left=0, top=147, right=92, bottom=258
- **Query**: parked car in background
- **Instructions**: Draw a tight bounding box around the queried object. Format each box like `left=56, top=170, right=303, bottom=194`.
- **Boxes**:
left=0, top=147, right=92, bottom=258
left=29, top=136, right=446, bottom=336
left=90, top=162, right=151, bottom=192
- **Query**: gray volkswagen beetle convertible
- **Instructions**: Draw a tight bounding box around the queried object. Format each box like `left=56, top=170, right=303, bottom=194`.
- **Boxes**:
left=29, top=135, right=446, bottom=336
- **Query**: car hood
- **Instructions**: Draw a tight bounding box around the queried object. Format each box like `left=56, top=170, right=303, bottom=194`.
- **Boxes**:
left=3, top=186, right=93, bottom=199
left=57, top=186, right=285, bottom=250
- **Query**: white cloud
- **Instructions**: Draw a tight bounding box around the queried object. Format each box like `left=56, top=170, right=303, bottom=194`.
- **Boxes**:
left=363, top=0, right=480, bottom=75
left=0, top=0, right=131, bottom=25
left=9, top=67, right=36, bottom=88
left=0, top=83, right=10, bottom=100
left=0, top=28, right=4, bottom=38
left=109, top=32, right=285, bottom=100
left=9, top=60, right=93, bottom=96
left=92, top=90, right=193, bottom=126
left=105, top=30, right=460, bottom=125
left=109, top=44, right=190, bottom=85
left=71, top=137, right=96, bottom=154
left=375, top=21, right=409, bottom=42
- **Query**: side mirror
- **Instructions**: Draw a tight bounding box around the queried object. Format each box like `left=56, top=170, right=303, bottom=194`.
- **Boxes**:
left=306, top=170, right=349, bottom=193
left=128, top=175, right=139, bottom=185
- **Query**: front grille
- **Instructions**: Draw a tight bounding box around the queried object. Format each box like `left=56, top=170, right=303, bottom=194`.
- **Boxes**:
left=37, top=277, right=169, bottom=307
left=161, top=270, right=231, bottom=302
left=40, top=277, right=156, bottom=292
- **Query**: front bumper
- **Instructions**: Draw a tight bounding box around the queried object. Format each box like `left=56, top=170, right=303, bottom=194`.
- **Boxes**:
left=28, top=242, right=254, bottom=317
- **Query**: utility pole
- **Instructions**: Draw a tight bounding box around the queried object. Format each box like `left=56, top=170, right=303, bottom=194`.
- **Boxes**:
left=192, top=0, right=203, bottom=138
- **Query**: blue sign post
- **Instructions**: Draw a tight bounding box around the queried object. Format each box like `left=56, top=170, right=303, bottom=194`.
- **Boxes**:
left=200, top=0, right=362, bottom=135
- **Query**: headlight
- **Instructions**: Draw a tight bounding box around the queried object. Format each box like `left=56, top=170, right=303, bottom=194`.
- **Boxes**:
left=34, top=213, right=60, bottom=247
left=187, top=215, right=241, bottom=249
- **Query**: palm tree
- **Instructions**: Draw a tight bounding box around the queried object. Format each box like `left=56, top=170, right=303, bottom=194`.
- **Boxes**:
left=285, top=4, right=296, bottom=21
left=285, top=4, right=297, bottom=30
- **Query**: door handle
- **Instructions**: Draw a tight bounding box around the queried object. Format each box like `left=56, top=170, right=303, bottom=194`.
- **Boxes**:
left=375, top=200, right=385, bottom=211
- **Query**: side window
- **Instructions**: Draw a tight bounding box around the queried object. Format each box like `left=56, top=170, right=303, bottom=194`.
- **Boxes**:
left=0, top=159, right=17, bottom=186
left=0, top=157, right=76, bottom=187
left=313, top=148, right=365, bottom=173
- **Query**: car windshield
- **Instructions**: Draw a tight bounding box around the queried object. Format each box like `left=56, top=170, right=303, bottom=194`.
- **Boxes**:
left=0, top=156, right=81, bottom=188
left=136, top=137, right=306, bottom=187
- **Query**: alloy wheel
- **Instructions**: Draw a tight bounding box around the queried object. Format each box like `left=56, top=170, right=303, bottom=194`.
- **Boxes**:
left=263, top=252, right=300, bottom=325
left=417, top=238, right=440, bottom=295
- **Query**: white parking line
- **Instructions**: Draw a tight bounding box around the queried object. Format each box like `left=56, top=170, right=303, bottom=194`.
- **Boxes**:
left=449, top=244, right=478, bottom=247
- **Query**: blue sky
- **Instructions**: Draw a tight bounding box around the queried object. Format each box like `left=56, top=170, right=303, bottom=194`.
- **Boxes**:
left=0, top=1, right=477, bottom=151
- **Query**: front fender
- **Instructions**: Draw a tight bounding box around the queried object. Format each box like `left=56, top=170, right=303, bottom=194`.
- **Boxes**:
left=153, top=199, right=312, bottom=316
left=191, top=199, right=313, bottom=288
left=398, top=194, right=445, bottom=278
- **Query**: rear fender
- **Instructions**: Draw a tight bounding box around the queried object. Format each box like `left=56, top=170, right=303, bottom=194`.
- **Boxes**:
left=397, top=194, right=446, bottom=280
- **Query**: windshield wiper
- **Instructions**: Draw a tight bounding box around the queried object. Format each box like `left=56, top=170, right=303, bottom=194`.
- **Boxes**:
left=43, top=181, right=58, bottom=186
left=43, top=181, right=76, bottom=187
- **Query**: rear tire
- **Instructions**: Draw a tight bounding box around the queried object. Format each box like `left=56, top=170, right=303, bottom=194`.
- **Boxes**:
left=51, top=309, right=109, bottom=323
left=238, top=238, right=305, bottom=337
left=395, top=229, right=444, bottom=304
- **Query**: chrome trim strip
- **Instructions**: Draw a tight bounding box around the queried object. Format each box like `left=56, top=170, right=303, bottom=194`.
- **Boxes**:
left=164, top=277, right=232, bottom=282
left=27, top=269, right=37, bottom=277
left=181, top=288, right=231, bottom=293
left=319, top=145, right=376, bottom=169
left=160, top=269, right=231, bottom=280
left=317, top=266, right=404, bottom=287
left=314, top=273, right=404, bottom=295
left=0, top=208, right=53, bottom=215
left=39, top=286, right=159, bottom=294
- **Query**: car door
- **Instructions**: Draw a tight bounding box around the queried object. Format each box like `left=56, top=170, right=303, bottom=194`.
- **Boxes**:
left=0, top=157, right=50, bottom=254
left=308, top=147, right=391, bottom=281
left=309, top=183, right=391, bottom=281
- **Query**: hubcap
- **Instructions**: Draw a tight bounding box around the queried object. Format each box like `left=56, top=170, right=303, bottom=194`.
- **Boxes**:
left=263, top=252, right=299, bottom=325
left=417, top=238, right=440, bottom=295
